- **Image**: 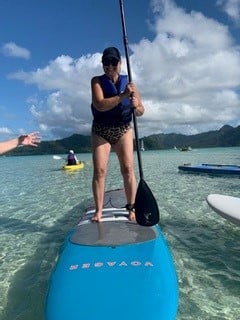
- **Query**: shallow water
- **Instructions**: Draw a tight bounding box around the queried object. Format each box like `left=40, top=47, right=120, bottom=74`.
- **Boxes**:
left=0, top=148, right=239, bottom=320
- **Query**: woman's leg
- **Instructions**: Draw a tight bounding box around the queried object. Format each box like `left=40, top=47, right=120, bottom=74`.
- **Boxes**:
left=91, top=133, right=111, bottom=222
left=114, top=128, right=136, bottom=221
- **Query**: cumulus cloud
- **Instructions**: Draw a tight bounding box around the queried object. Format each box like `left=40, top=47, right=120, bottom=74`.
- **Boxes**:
left=9, top=54, right=101, bottom=137
left=217, top=0, right=240, bottom=24
left=7, top=0, right=240, bottom=138
left=1, top=42, right=31, bottom=59
left=0, top=127, right=32, bottom=139
left=0, top=127, right=13, bottom=135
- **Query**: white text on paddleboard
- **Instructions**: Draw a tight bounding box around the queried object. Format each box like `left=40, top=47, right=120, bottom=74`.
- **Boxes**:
left=69, top=261, right=154, bottom=270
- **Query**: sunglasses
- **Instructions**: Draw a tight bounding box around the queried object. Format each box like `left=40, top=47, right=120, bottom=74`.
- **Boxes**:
left=102, top=58, right=119, bottom=67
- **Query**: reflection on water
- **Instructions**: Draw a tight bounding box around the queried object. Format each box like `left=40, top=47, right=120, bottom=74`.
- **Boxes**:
left=0, top=148, right=240, bottom=319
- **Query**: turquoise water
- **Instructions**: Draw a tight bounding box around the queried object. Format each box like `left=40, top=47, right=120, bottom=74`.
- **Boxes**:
left=0, top=148, right=239, bottom=320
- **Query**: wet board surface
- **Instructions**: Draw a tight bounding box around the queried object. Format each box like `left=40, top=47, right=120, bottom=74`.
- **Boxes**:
left=45, top=189, right=178, bottom=320
left=71, top=188, right=157, bottom=246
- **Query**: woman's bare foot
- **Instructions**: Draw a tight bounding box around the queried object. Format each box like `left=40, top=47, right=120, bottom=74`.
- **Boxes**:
left=125, top=204, right=136, bottom=222
left=128, top=210, right=136, bottom=221
left=91, top=211, right=102, bottom=223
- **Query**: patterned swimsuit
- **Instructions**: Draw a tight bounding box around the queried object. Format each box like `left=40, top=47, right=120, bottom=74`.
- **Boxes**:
left=92, top=123, right=131, bottom=145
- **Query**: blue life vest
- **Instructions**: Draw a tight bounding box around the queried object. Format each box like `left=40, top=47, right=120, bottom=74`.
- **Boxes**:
left=91, top=74, right=133, bottom=127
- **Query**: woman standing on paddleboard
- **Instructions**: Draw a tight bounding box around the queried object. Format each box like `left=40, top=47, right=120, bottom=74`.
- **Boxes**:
left=90, top=47, right=144, bottom=222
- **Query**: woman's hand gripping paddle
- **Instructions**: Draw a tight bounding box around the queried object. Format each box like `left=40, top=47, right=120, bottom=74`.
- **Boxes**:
left=119, top=0, right=160, bottom=226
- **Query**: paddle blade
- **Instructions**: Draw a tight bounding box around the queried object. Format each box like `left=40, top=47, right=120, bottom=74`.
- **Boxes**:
left=53, top=155, right=62, bottom=160
left=135, top=178, right=160, bottom=226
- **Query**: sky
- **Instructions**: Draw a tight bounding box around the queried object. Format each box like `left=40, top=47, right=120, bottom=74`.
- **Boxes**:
left=1, top=0, right=240, bottom=141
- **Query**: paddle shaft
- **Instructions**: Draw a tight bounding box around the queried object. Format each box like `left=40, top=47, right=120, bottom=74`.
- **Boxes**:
left=119, top=0, right=160, bottom=226
left=119, top=0, right=143, bottom=180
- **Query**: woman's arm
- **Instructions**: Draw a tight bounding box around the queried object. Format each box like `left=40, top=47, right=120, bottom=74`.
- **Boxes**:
left=91, top=76, right=130, bottom=111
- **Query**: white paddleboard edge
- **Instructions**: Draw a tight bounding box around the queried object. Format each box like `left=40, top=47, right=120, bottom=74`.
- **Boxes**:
left=207, top=194, right=240, bottom=226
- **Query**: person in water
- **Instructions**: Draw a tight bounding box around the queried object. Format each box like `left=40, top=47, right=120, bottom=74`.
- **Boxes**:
left=0, top=132, right=40, bottom=155
left=90, top=47, right=145, bottom=222
left=67, top=150, right=78, bottom=165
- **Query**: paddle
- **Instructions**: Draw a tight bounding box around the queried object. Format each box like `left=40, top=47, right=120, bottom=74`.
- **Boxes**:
left=53, top=155, right=63, bottom=160
left=119, top=0, right=159, bottom=226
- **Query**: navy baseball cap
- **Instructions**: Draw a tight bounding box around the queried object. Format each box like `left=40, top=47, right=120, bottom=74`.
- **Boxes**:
left=102, top=47, right=121, bottom=62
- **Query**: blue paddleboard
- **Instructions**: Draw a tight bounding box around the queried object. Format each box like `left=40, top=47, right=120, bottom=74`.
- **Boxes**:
left=45, top=189, right=178, bottom=320
left=178, top=163, right=240, bottom=175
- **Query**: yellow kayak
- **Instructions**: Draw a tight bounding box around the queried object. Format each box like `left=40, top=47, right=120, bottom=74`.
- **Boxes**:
left=62, top=162, right=84, bottom=171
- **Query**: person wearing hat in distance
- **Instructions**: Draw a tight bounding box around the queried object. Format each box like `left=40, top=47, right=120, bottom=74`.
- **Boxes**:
left=0, top=132, right=40, bottom=155
left=67, top=150, right=78, bottom=165
left=90, top=47, right=145, bottom=222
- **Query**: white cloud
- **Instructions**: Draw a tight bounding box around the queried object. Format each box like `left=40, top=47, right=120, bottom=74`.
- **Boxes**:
left=9, top=54, right=101, bottom=137
left=7, top=0, right=240, bottom=138
left=0, top=127, right=13, bottom=135
left=1, top=42, right=31, bottom=59
left=217, top=0, right=240, bottom=24
left=125, top=0, right=240, bottom=136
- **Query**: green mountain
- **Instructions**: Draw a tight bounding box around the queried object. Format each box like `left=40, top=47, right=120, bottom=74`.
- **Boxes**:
left=7, top=125, right=240, bottom=156
left=143, top=124, right=240, bottom=150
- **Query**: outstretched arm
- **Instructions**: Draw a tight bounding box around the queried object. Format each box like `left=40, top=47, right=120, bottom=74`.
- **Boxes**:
left=0, top=132, right=41, bottom=155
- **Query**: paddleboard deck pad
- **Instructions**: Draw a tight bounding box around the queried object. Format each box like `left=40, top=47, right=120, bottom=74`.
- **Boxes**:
left=45, top=189, right=178, bottom=320
left=207, top=194, right=240, bottom=226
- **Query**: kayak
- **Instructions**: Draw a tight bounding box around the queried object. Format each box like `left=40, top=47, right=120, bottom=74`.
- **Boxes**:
left=45, top=189, right=178, bottom=320
left=178, top=163, right=240, bottom=175
left=62, top=162, right=84, bottom=171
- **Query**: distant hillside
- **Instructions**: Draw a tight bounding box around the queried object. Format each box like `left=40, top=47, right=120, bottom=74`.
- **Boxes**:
left=143, top=125, right=240, bottom=150
left=8, top=125, right=240, bottom=156
left=9, top=134, right=91, bottom=156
